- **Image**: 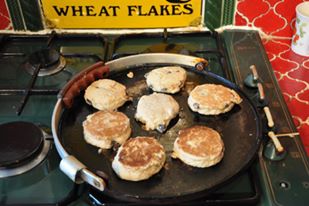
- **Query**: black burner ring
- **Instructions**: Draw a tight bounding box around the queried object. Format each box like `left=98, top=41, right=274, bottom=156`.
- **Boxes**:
left=24, top=48, right=66, bottom=76
left=0, top=121, right=44, bottom=168
left=28, top=48, right=60, bottom=68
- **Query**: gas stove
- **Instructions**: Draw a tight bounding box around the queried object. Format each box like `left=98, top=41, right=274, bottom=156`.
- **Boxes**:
left=0, top=30, right=308, bottom=205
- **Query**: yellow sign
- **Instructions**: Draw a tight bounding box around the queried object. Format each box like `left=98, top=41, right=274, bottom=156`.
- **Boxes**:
left=40, top=0, right=203, bottom=29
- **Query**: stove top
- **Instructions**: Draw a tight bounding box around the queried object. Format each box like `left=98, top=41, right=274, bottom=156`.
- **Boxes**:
left=0, top=30, right=308, bottom=206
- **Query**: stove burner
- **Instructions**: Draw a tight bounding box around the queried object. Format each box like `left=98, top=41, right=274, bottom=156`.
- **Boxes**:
left=0, top=122, right=43, bottom=167
left=29, top=48, right=60, bottom=68
left=0, top=122, right=51, bottom=177
left=24, top=49, right=66, bottom=76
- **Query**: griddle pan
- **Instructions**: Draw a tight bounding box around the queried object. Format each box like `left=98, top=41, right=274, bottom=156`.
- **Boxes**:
left=52, top=53, right=262, bottom=204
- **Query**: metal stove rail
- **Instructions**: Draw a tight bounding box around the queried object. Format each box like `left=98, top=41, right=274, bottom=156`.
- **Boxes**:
left=109, top=31, right=233, bottom=80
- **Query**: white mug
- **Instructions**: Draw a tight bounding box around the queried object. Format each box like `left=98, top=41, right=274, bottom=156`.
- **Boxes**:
left=291, top=2, right=309, bottom=57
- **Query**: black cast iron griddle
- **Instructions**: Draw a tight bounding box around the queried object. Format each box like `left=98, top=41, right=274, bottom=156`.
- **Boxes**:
left=58, top=64, right=262, bottom=203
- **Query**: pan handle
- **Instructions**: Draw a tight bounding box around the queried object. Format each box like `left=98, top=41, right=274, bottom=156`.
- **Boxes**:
left=58, top=61, right=110, bottom=109
left=60, top=155, right=106, bottom=191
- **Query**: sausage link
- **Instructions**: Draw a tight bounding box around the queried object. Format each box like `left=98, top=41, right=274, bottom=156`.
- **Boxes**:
left=59, top=61, right=110, bottom=108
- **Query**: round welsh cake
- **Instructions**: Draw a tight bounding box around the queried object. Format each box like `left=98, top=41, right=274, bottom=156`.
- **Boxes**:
left=112, top=137, right=166, bottom=181
left=145, top=66, right=187, bottom=94
left=188, top=84, right=242, bottom=115
left=84, top=79, right=129, bottom=111
left=173, top=126, right=224, bottom=168
left=83, top=110, right=131, bottom=149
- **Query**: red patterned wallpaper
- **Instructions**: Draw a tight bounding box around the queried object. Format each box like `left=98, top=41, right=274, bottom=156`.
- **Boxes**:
left=235, top=0, right=307, bottom=37
left=235, top=0, right=309, bottom=155
left=0, top=1, right=11, bottom=30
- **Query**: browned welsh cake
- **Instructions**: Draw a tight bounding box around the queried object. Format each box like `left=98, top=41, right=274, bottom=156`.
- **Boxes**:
left=188, top=84, right=242, bottom=115
left=83, top=110, right=131, bottom=149
left=112, top=137, right=166, bottom=181
left=172, top=126, right=224, bottom=168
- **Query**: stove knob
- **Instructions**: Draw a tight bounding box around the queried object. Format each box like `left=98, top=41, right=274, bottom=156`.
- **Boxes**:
left=244, top=65, right=259, bottom=88
left=263, top=140, right=287, bottom=161
left=244, top=74, right=258, bottom=88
